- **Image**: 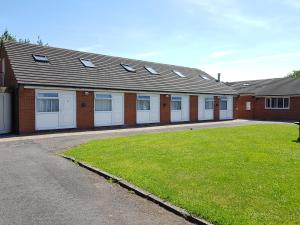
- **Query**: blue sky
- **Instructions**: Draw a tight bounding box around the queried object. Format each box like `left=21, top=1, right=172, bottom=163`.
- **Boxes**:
left=1, top=0, right=300, bottom=81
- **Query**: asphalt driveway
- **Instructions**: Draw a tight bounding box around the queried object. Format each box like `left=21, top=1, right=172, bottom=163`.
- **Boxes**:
left=0, top=120, right=289, bottom=225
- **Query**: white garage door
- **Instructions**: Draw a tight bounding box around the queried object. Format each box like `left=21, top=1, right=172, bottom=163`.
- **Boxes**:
left=136, top=94, right=160, bottom=124
left=220, top=96, right=233, bottom=120
left=198, top=95, right=214, bottom=121
left=36, top=90, right=76, bottom=130
left=0, top=93, right=11, bottom=134
left=94, top=92, right=124, bottom=126
left=171, top=95, right=189, bottom=122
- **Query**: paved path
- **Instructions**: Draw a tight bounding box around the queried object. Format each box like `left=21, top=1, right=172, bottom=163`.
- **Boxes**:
left=0, top=120, right=289, bottom=225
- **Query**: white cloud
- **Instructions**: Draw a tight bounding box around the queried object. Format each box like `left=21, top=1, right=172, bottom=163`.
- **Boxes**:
left=209, top=50, right=240, bottom=58
left=286, top=0, right=300, bottom=9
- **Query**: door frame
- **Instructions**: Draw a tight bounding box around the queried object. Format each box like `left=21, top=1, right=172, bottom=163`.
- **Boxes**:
left=35, top=89, right=76, bottom=130
left=0, top=92, right=11, bottom=134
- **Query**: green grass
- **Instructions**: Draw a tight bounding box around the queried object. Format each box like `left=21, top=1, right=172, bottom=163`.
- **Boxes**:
left=64, top=124, right=300, bottom=225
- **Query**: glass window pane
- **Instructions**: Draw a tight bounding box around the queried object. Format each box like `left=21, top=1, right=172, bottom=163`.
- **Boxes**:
left=80, top=59, right=95, bottom=68
left=284, top=98, right=289, bottom=108
left=138, top=96, right=150, bottom=100
left=205, top=98, right=214, bottom=109
left=95, top=99, right=112, bottom=111
left=278, top=98, right=284, bottom=108
left=96, top=94, right=112, bottom=99
left=171, top=96, right=182, bottom=101
left=121, top=64, right=136, bottom=72
left=173, top=70, right=186, bottom=78
left=271, top=98, right=277, bottom=108
left=171, top=101, right=182, bottom=110
left=38, top=93, right=58, bottom=98
left=137, top=100, right=150, bottom=110
left=145, top=66, right=159, bottom=75
left=33, top=54, right=49, bottom=63
left=37, top=99, right=59, bottom=112
left=221, top=100, right=227, bottom=110
left=266, top=98, right=270, bottom=108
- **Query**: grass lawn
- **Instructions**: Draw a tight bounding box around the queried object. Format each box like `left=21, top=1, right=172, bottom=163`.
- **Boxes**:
left=63, top=124, right=300, bottom=225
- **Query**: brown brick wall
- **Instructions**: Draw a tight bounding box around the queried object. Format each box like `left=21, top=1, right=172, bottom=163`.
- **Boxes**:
left=0, top=47, right=17, bottom=88
left=190, top=95, right=198, bottom=122
left=124, top=93, right=136, bottom=126
left=18, top=88, right=35, bottom=134
left=160, top=94, right=171, bottom=124
left=214, top=96, right=220, bottom=121
left=235, top=95, right=255, bottom=119
left=76, top=91, right=94, bottom=129
left=254, top=97, right=300, bottom=121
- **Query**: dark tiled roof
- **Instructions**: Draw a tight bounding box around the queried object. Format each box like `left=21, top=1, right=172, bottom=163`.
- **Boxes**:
left=2, top=41, right=236, bottom=95
left=227, top=77, right=300, bottom=96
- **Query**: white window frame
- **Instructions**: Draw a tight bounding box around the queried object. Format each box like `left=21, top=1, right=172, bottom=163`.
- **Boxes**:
left=246, top=101, right=251, bottom=111
left=95, top=93, right=113, bottom=112
left=265, top=97, right=290, bottom=110
left=36, top=92, right=59, bottom=113
left=137, top=95, right=151, bottom=111
left=220, top=96, right=228, bottom=110
left=171, top=96, right=182, bottom=111
left=205, top=97, right=214, bottom=110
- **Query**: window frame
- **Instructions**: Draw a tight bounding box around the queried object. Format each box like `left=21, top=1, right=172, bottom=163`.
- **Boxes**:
left=173, top=70, right=186, bottom=78
left=121, top=64, right=136, bottom=73
left=265, top=97, right=290, bottom=110
left=80, top=58, right=95, bottom=68
left=32, top=54, right=49, bottom=63
left=95, top=93, right=113, bottom=112
left=144, top=66, right=159, bottom=75
left=36, top=92, right=59, bottom=113
left=220, top=96, right=228, bottom=110
left=171, top=96, right=182, bottom=111
left=137, top=95, right=151, bottom=111
left=205, top=97, right=214, bottom=110
left=246, top=101, right=251, bottom=111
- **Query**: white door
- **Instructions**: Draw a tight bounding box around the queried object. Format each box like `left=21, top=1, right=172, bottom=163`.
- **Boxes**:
left=94, top=92, right=124, bottom=126
left=198, top=95, right=214, bottom=120
left=59, top=93, right=76, bottom=128
left=171, top=95, right=189, bottom=122
left=36, top=90, right=76, bottom=130
left=137, top=94, right=160, bottom=124
left=220, top=96, right=233, bottom=120
left=0, top=93, right=11, bottom=134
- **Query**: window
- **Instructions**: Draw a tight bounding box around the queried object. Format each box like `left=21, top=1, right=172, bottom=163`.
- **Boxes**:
left=95, top=94, right=112, bottom=111
left=220, top=96, right=228, bottom=110
left=200, top=74, right=210, bottom=80
left=32, top=54, right=49, bottom=63
left=173, top=70, right=186, bottom=78
left=37, top=93, right=59, bottom=112
left=265, top=97, right=289, bottom=109
left=80, top=59, right=95, bottom=68
left=145, top=66, right=159, bottom=75
left=205, top=97, right=214, bottom=110
left=243, top=83, right=251, bottom=86
left=137, top=95, right=150, bottom=110
left=121, top=64, right=136, bottom=72
left=246, top=101, right=251, bottom=110
left=171, top=96, right=182, bottom=110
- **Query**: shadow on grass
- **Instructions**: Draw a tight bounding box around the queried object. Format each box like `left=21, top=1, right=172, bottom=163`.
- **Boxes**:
left=292, top=140, right=300, bottom=143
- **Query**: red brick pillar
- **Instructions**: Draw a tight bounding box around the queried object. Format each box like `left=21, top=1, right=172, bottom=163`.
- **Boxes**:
left=18, top=87, right=35, bottom=134
left=214, top=96, right=220, bottom=121
left=124, top=93, right=136, bottom=126
left=190, top=95, right=198, bottom=122
left=76, top=91, right=94, bottom=129
left=160, top=94, right=171, bottom=124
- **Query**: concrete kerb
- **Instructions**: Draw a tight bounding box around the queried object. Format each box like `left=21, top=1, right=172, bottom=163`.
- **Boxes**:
left=61, top=155, right=213, bottom=225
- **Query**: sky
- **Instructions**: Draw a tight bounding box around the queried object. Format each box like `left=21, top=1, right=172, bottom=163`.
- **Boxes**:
left=1, top=0, right=300, bottom=81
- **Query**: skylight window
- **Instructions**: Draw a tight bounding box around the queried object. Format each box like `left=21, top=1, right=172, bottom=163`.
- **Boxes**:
left=80, top=59, right=95, bottom=68
left=145, top=66, right=159, bottom=75
left=32, top=54, right=49, bottom=63
left=200, top=74, right=210, bottom=80
left=243, top=83, right=251, bottom=86
left=173, top=70, right=186, bottom=78
left=121, top=64, right=136, bottom=73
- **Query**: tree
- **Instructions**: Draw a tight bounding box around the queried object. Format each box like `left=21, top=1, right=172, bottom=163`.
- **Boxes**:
left=0, top=29, right=48, bottom=46
left=0, top=29, right=16, bottom=42
left=287, top=70, right=300, bottom=78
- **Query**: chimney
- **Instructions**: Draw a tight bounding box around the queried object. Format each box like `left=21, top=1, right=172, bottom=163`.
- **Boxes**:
left=217, top=73, right=221, bottom=82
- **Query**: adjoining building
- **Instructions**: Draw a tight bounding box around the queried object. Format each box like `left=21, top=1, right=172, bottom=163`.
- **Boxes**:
left=0, top=41, right=236, bottom=134
left=228, top=78, right=300, bottom=121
